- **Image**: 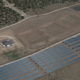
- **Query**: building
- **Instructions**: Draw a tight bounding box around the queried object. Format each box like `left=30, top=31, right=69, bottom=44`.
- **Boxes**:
left=2, top=39, right=14, bottom=47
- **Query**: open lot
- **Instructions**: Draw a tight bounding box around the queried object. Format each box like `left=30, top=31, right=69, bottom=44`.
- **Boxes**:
left=0, top=29, right=25, bottom=65
left=10, top=4, right=80, bottom=54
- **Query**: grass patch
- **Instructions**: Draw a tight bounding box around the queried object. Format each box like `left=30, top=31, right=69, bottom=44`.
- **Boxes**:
left=3, top=49, right=20, bottom=60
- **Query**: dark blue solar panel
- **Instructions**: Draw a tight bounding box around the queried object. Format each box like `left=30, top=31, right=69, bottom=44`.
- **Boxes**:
left=76, top=49, right=80, bottom=51
left=45, top=57, right=80, bottom=73
left=63, top=36, right=80, bottom=44
left=66, top=38, right=80, bottom=44
left=14, top=70, right=39, bottom=80
left=26, top=73, right=42, bottom=80
left=36, top=50, right=72, bottom=65
left=1, top=67, right=35, bottom=80
left=42, top=51, right=74, bottom=70
left=0, top=61, right=31, bottom=73
left=69, top=41, right=80, bottom=47
left=0, top=67, right=18, bottom=76
left=31, top=48, right=70, bottom=61
left=41, top=53, right=77, bottom=67
left=72, top=45, right=80, bottom=49
left=37, top=51, right=74, bottom=66
left=30, top=45, right=65, bottom=58
left=0, top=58, right=27, bottom=71
left=37, top=48, right=69, bottom=58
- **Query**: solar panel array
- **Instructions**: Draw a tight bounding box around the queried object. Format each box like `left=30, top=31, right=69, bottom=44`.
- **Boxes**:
left=0, top=58, right=42, bottom=80
left=30, top=44, right=80, bottom=74
left=0, top=35, right=80, bottom=80
left=63, top=35, right=80, bottom=52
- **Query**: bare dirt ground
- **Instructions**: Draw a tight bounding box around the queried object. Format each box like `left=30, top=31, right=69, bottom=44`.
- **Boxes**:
left=35, top=59, right=80, bottom=80
left=0, top=29, right=24, bottom=64
left=10, top=4, right=80, bottom=54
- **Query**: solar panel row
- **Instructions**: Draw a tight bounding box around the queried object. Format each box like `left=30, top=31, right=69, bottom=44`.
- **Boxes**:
left=35, top=50, right=72, bottom=65
left=45, top=57, right=80, bottom=73
left=42, top=53, right=76, bottom=70
left=0, top=62, right=32, bottom=74
left=69, top=41, right=80, bottom=47
left=14, top=70, right=39, bottom=80
left=1, top=67, right=36, bottom=80
left=72, top=45, right=80, bottom=49
left=0, top=58, right=28, bottom=70
left=76, top=49, right=80, bottom=51
left=30, top=45, right=65, bottom=58
left=26, top=73, right=42, bottom=80
left=31, top=47, right=69, bottom=60
left=63, top=35, right=80, bottom=44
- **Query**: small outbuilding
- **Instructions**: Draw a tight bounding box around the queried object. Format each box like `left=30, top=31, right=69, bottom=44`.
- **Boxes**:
left=2, top=39, right=14, bottom=47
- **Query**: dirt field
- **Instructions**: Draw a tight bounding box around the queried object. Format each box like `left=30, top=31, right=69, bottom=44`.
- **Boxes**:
left=35, top=59, right=80, bottom=80
left=0, top=29, right=24, bottom=65
left=10, top=4, right=80, bottom=54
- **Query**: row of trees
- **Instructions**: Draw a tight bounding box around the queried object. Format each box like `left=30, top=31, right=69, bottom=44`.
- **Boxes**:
left=0, top=0, right=24, bottom=28
left=7, top=0, right=79, bottom=12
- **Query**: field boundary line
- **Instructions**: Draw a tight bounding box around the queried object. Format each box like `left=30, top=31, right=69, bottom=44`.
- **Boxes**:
left=0, top=2, right=80, bottom=31
left=0, top=33, right=80, bottom=67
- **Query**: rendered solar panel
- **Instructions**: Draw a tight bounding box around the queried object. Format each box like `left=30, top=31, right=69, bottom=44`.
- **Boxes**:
left=26, top=73, right=43, bottom=80
left=31, top=47, right=68, bottom=60
left=14, top=70, right=39, bottom=80
left=32, top=47, right=70, bottom=61
left=21, top=60, right=29, bottom=63
left=30, top=45, right=65, bottom=58
left=65, top=38, right=80, bottom=44
left=43, top=51, right=74, bottom=70
left=37, top=50, right=74, bottom=64
left=72, top=45, right=80, bottom=49
left=38, top=51, right=74, bottom=67
left=76, top=49, right=80, bottom=51
left=0, top=58, right=27, bottom=72
left=0, top=67, right=17, bottom=76
left=45, top=57, right=80, bottom=74
left=0, top=66, right=35, bottom=80
left=42, top=54, right=77, bottom=69
left=63, top=36, right=80, bottom=43
left=23, top=62, right=31, bottom=66
left=69, top=41, right=80, bottom=47
left=6, top=61, right=29, bottom=70
left=37, top=47, right=69, bottom=58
